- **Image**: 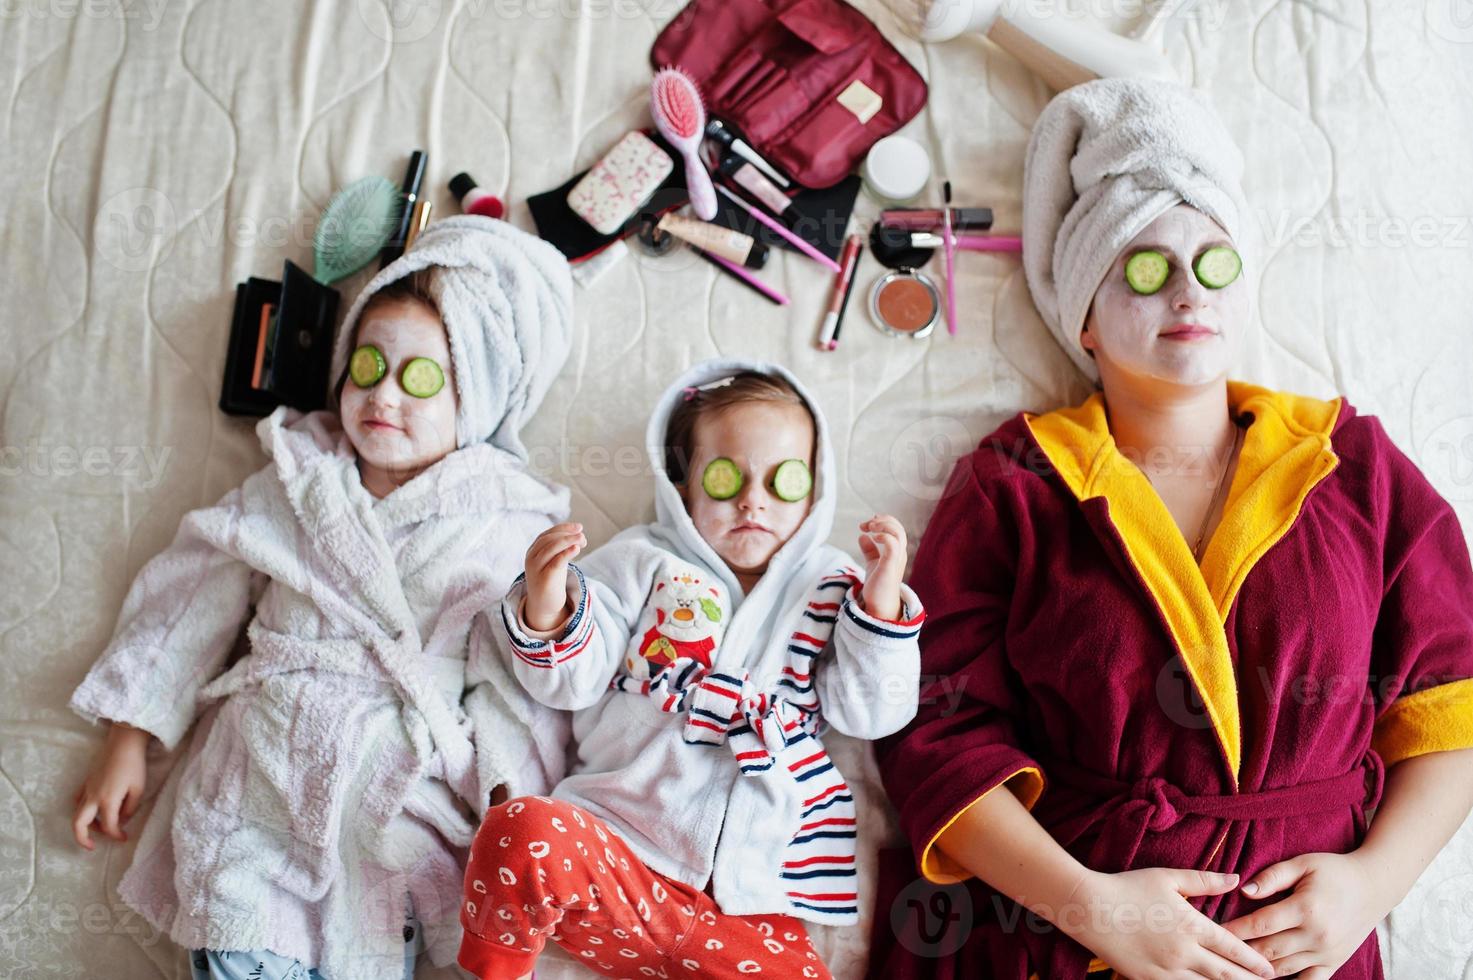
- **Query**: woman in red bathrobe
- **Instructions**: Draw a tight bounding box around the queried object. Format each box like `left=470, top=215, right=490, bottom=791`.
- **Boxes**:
left=869, top=80, right=1473, bottom=980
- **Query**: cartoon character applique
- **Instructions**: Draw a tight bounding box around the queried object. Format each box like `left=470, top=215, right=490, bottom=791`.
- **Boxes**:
left=627, top=568, right=727, bottom=678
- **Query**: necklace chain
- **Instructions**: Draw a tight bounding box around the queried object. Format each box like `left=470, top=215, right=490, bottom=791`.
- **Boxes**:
left=1190, top=420, right=1243, bottom=561
left=1139, top=417, right=1244, bottom=562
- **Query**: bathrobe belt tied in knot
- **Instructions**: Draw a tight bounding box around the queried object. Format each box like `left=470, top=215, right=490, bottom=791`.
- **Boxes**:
left=199, top=620, right=481, bottom=812
left=1042, top=751, right=1385, bottom=868
left=611, top=664, right=822, bottom=777
left=1034, top=751, right=1386, bottom=980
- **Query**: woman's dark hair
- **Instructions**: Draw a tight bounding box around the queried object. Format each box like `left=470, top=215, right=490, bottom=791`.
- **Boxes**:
left=664, top=371, right=812, bottom=484
left=333, top=269, right=440, bottom=402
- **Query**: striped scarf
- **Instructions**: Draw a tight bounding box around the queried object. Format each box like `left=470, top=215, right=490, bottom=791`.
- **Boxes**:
left=610, top=664, right=822, bottom=775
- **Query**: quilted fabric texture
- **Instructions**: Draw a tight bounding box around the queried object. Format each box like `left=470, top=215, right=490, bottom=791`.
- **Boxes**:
left=2, top=0, right=1471, bottom=977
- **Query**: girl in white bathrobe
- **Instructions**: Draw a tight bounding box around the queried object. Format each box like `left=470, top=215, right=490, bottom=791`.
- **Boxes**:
left=459, top=361, right=926, bottom=980
left=67, top=217, right=574, bottom=980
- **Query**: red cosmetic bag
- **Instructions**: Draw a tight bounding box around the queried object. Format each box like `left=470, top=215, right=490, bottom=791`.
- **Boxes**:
left=650, top=0, right=928, bottom=189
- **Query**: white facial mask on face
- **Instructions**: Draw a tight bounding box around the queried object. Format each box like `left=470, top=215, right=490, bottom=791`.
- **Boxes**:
left=338, top=298, right=459, bottom=489
left=1084, top=205, right=1249, bottom=389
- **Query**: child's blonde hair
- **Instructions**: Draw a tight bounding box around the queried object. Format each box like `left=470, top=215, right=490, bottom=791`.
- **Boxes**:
left=664, top=371, right=812, bottom=485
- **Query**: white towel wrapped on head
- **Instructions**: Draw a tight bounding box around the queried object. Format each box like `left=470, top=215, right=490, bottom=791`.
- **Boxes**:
left=332, top=214, right=573, bottom=459
left=1021, top=77, right=1250, bottom=384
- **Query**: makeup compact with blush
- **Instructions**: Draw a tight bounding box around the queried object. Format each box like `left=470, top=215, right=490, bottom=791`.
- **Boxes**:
left=863, top=219, right=937, bottom=338
left=863, top=188, right=1023, bottom=340
left=868, top=269, right=942, bottom=339
left=221, top=260, right=340, bottom=416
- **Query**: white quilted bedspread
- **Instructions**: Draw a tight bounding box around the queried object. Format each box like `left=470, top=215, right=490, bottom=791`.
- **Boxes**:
left=2, top=0, right=1472, bottom=976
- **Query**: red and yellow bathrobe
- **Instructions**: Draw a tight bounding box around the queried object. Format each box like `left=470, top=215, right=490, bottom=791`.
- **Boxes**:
left=869, top=381, right=1473, bottom=980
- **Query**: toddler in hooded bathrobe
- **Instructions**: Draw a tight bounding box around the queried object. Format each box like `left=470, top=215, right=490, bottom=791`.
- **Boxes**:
left=457, top=360, right=926, bottom=980
left=68, top=216, right=577, bottom=980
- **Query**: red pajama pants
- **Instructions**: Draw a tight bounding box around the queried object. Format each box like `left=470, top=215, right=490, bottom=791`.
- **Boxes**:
left=459, top=796, right=834, bottom=980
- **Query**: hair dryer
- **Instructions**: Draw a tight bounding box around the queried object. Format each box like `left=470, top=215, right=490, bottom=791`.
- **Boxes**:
left=891, top=0, right=1181, bottom=90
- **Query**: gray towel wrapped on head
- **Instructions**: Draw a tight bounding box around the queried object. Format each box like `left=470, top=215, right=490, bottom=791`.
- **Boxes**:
left=1021, top=78, right=1250, bottom=384
left=332, top=214, right=574, bottom=459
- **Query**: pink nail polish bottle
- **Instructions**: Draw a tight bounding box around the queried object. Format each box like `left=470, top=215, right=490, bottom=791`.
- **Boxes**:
left=450, top=172, right=504, bottom=220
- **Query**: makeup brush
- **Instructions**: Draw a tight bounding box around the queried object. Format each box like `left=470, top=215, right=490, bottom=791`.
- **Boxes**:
left=651, top=67, right=718, bottom=220
left=881, top=0, right=1176, bottom=90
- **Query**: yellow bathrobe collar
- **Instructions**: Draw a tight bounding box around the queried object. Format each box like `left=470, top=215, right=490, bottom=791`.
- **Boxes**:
left=1024, top=381, right=1343, bottom=787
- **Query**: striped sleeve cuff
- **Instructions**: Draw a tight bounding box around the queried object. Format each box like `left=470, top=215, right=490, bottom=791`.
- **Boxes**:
left=840, top=583, right=925, bottom=640
left=499, top=565, right=594, bottom=669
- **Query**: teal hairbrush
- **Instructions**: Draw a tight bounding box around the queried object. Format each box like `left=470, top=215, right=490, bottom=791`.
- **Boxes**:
left=313, top=176, right=403, bottom=285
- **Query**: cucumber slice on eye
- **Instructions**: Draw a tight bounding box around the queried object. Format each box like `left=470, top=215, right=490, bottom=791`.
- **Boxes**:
left=1193, top=246, right=1242, bottom=289
left=400, top=357, right=445, bottom=398
left=349, top=345, right=387, bottom=387
left=1124, top=250, right=1170, bottom=294
left=772, top=459, right=813, bottom=502
left=701, top=458, right=743, bottom=500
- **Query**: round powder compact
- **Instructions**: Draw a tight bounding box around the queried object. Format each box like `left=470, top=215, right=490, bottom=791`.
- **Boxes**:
left=869, top=270, right=940, bottom=339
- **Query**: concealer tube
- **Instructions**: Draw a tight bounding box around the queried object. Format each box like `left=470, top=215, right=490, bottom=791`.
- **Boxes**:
left=657, top=212, right=769, bottom=269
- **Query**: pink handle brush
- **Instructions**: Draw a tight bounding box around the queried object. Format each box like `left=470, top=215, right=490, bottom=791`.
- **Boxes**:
left=651, top=67, right=717, bottom=221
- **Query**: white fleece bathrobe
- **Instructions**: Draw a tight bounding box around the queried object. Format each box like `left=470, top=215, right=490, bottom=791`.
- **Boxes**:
left=71, top=216, right=580, bottom=978
left=71, top=408, right=571, bottom=977
left=498, top=359, right=924, bottom=928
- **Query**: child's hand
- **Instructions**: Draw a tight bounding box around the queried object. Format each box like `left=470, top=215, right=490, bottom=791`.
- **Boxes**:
left=857, top=514, right=907, bottom=622
left=524, top=522, right=585, bottom=632
left=72, top=723, right=149, bottom=851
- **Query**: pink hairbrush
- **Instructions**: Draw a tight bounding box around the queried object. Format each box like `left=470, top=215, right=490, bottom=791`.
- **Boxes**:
left=650, top=67, right=717, bottom=220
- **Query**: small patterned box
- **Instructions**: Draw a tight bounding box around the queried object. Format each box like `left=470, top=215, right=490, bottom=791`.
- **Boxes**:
left=566, top=131, right=675, bottom=235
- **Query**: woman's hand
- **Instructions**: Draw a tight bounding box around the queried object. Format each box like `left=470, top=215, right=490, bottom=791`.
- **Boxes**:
left=523, top=522, right=584, bottom=632
left=1072, top=868, right=1276, bottom=980
left=857, top=514, right=907, bottom=621
left=1221, top=851, right=1388, bottom=978
left=72, top=723, right=149, bottom=851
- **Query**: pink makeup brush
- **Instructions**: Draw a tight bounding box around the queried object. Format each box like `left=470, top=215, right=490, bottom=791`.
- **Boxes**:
left=651, top=67, right=718, bottom=221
